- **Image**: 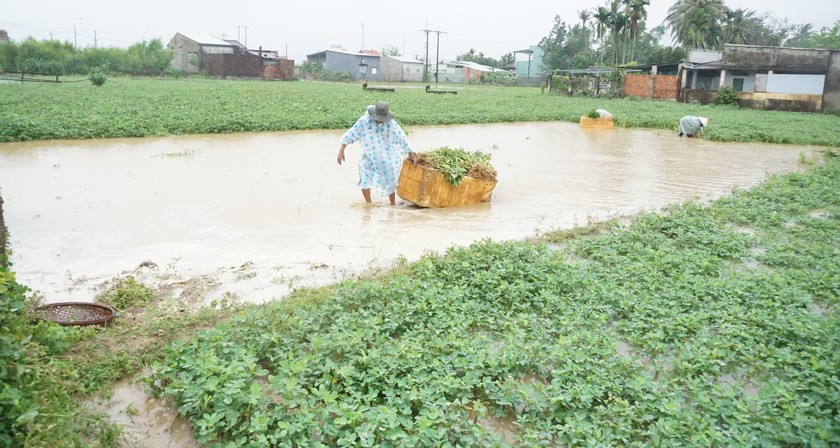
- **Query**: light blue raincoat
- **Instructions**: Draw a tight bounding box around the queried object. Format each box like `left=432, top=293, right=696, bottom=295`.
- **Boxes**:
left=679, top=116, right=704, bottom=136
left=340, top=108, right=413, bottom=196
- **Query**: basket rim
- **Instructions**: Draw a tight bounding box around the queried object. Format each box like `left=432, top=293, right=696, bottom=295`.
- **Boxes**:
left=35, top=301, right=117, bottom=326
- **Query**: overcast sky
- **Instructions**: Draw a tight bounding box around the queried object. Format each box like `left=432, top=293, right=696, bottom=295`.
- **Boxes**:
left=2, top=0, right=837, bottom=63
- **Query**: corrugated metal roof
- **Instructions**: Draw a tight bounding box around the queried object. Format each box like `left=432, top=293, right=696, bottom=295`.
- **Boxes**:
left=179, top=33, right=235, bottom=47
left=306, top=48, right=382, bottom=58
left=249, top=50, right=281, bottom=59
left=224, top=39, right=246, bottom=48
left=446, top=60, right=506, bottom=72
left=384, top=55, right=424, bottom=64
left=552, top=67, right=616, bottom=75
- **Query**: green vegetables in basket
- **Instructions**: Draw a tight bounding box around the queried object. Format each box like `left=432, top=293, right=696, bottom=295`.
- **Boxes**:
left=415, top=146, right=496, bottom=186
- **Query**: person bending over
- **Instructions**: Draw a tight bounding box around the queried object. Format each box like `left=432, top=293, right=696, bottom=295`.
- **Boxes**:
left=337, top=101, right=417, bottom=205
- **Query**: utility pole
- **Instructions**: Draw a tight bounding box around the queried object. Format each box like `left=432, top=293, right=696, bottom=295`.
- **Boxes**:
left=433, top=30, right=446, bottom=83
left=236, top=25, right=249, bottom=47
left=419, top=27, right=430, bottom=82
left=73, top=17, right=82, bottom=50
left=94, top=30, right=98, bottom=49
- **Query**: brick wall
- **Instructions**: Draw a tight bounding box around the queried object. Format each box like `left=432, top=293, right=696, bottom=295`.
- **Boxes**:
left=264, top=59, right=295, bottom=80
left=624, top=74, right=679, bottom=100
left=202, top=53, right=263, bottom=78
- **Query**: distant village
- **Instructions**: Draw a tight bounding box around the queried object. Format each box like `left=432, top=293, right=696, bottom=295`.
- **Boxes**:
left=1, top=29, right=838, bottom=113
left=165, top=32, right=840, bottom=113
left=165, top=32, right=514, bottom=84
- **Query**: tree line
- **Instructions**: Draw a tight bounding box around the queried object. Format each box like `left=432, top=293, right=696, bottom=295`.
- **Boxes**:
left=434, top=0, right=839, bottom=74
left=0, top=37, right=174, bottom=76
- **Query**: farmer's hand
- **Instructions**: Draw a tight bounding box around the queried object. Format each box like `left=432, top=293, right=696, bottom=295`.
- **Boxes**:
left=408, top=151, right=418, bottom=163
left=337, top=148, right=345, bottom=165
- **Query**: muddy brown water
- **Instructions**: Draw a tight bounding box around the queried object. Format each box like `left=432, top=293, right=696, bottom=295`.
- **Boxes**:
left=1, top=121, right=811, bottom=306
left=0, top=121, right=812, bottom=446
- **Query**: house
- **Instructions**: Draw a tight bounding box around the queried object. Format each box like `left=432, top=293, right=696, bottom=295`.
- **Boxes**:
left=306, top=49, right=382, bottom=81
left=679, top=44, right=840, bottom=112
left=167, top=33, right=261, bottom=77
left=167, top=33, right=292, bottom=79
left=512, top=46, right=545, bottom=79
left=0, top=30, right=8, bottom=42
left=436, top=61, right=505, bottom=84
left=381, top=55, right=425, bottom=82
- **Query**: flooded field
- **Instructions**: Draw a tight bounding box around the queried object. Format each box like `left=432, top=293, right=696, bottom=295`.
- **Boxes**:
left=0, top=121, right=810, bottom=306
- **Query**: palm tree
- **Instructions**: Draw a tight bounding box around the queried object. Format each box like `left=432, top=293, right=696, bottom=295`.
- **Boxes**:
left=609, top=0, right=627, bottom=65
left=578, top=9, right=591, bottom=30
left=722, top=7, right=756, bottom=45
left=785, top=23, right=813, bottom=47
left=666, top=0, right=725, bottom=49
left=626, top=0, right=650, bottom=62
left=593, top=6, right=611, bottom=65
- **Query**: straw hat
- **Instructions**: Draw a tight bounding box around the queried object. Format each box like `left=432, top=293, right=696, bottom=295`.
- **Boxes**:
left=699, top=117, right=709, bottom=127
left=367, top=101, right=396, bottom=121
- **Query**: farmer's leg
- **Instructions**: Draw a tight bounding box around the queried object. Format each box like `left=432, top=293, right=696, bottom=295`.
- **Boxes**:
left=361, top=189, right=372, bottom=203
left=389, top=193, right=396, bottom=205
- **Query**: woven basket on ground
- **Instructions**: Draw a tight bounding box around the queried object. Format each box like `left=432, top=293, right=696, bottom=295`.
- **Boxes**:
left=36, top=302, right=117, bottom=326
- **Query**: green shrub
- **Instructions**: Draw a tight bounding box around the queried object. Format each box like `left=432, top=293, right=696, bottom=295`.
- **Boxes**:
left=481, top=71, right=516, bottom=86
left=161, top=66, right=182, bottom=78
left=96, top=276, right=155, bottom=310
left=0, top=270, right=37, bottom=447
left=586, top=108, right=600, bottom=119
left=89, top=67, right=107, bottom=86
left=713, top=86, right=739, bottom=106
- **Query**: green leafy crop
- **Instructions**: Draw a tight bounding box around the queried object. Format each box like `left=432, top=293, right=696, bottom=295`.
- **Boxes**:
left=147, top=159, right=840, bottom=447
left=416, top=146, right=495, bottom=186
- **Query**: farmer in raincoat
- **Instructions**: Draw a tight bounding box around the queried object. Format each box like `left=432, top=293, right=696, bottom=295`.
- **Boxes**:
left=337, top=101, right=417, bottom=205
left=678, top=116, right=708, bottom=138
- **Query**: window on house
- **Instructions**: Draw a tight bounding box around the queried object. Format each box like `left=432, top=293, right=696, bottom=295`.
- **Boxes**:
left=359, top=65, right=367, bottom=74
left=371, top=67, right=377, bottom=75
left=733, top=78, right=744, bottom=92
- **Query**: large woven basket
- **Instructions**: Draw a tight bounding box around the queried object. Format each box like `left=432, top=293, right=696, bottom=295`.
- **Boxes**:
left=36, top=302, right=117, bottom=326
left=579, top=116, right=615, bottom=128
left=397, top=160, right=497, bottom=208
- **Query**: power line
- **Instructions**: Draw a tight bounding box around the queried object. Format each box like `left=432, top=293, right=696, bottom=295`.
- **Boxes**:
left=420, top=28, right=446, bottom=83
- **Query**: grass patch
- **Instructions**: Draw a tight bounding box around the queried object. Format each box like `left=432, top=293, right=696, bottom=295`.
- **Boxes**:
left=1, top=78, right=838, bottom=146
left=3, top=285, right=244, bottom=447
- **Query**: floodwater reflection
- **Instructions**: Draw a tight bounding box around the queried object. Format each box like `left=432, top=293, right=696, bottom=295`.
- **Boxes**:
left=0, top=121, right=810, bottom=304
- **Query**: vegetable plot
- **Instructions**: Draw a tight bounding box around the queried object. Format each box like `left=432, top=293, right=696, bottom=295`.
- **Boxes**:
left=147, top=158, right=840, bottom=447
